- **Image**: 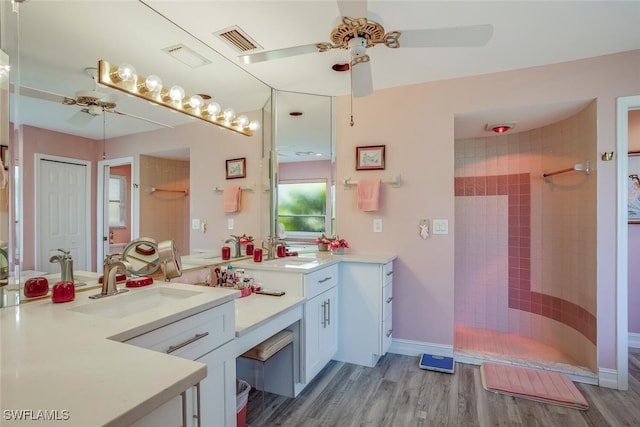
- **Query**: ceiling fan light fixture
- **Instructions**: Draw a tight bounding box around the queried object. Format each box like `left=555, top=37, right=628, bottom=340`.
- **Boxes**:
left=486, top=122, right=516, bottom=134
left=97, top=60, right=256, bottom=136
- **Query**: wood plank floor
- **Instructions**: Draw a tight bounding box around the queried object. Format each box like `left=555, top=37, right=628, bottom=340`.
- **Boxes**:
left=244, top=349, right=640, bottom=427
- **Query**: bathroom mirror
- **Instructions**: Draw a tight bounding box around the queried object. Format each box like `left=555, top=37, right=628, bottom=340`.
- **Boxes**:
left=10, top=1, right=271, bottom=281
left=273, top=90, right=335, bottom=243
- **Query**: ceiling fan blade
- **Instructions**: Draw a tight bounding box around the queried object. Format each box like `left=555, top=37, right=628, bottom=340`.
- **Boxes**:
left=15, top=85, right=66, bottom=103
left=351, top=60, right=373, bottom=98
left=337, top=0, right=367, bottom=18
left=109, top=109, right=173, bottom=128
left=67, top=109, right=95, bottom=127
left=238, top=43, right=322, bottom=64
left=399, top=24, right=494, bottom=48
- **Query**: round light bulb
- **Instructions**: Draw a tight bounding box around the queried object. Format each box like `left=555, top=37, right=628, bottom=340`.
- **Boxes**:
left=188, top=94, right=204, bottom=109
left=144, top=75, right=162, bottom=92
left=168, top=85, right=185, bottom=103
left=249, top=120, right=260, bottom=131
left=206, top=102, right=221, bottom=116
left=236, top=115, right=249, bottom=127
left=117, top=63, right=136, bottom=82
left=223, top=108, right=235, bottom=121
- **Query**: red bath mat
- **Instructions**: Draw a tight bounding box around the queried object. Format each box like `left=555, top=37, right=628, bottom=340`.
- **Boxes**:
left=480, top=362, right=589, bottom=410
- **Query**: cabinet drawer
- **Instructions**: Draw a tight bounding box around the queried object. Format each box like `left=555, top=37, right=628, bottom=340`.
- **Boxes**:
left=382, top=283, right=393, bottom=320
left=126, top=301, right=235, bottom=360
left=382, top=317, right=392, bottom=355
left=383, top=262, right=394, bottom=285
left=304, top=264, right=338, bottom=299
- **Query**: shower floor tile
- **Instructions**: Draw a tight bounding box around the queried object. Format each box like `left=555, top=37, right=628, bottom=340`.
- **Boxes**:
left=454, top=325, right=596, bottom=380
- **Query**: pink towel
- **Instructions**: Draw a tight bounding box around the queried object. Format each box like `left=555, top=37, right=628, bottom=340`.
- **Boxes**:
left=223, top=186, right=241, bottom=212
left=357, top=179, right=381, bottom=211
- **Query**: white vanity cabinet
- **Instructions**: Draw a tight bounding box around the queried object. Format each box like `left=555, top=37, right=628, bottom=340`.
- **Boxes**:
left=241, top=262, right=339, bottom=388
left=303, top=266, right=338, bottom=383
left=336, top=260, right=394, bottom=367
left=125, top=301, right=236, bottom=427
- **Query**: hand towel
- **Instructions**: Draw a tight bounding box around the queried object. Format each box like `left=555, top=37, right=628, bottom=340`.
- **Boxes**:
left=357, top=179, right=381, bottom=211
left=223, top=186, right=241, bottom=212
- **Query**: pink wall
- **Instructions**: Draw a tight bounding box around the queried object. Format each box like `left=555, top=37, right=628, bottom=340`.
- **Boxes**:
left=454, top=103, right=597, bottom=370
left=335, top=50, right=640, bottom=370
left=628, top=110, right=640, bottom=333
left=106, top=112, right=264, bottom=255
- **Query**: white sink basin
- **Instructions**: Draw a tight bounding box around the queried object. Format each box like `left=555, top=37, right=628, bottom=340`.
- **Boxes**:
left=69, top=287, right=204, bottom=319
left=263, top=257, right=320, bottom=269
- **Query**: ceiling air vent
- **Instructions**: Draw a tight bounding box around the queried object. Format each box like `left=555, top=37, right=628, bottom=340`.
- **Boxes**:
left=215, top=26, right=262, bottom=53
left=162, top=44, right=211, bottom=68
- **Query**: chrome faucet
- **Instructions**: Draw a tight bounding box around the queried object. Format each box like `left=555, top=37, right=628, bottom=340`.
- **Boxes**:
left=49, top=248, right=74, bottom=283
left=225, top=235, right=242, bottom=258
left=262, top=236, right=281, bottom=260
left=89, top=254, right=131, bottom=299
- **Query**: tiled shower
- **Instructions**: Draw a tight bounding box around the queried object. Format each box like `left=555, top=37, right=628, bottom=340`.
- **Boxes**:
left=453, top=101, right=598, bottom=375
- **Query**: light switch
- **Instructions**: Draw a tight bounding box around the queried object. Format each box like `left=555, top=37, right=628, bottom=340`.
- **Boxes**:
left=432, top=219, right=449, bottom=235
left=227, top=218, right=234, bottom=230
left=373, top=218, right=383, bottom=233
left=191, top=218, right=201, bottom=230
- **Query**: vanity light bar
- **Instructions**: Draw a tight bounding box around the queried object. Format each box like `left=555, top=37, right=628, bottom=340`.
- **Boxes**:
left=97, top=60, right=259, bottom=137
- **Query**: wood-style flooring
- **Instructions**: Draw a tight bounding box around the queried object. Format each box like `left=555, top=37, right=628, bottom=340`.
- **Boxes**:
left=244, top=349, right=640, bottom=427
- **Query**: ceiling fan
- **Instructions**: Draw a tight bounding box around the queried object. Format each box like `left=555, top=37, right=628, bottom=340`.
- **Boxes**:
left=238, top=0, right=494, bottom=98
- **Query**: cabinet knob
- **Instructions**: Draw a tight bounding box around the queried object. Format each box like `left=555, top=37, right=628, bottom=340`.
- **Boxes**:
left=386, top=270, right=393, bottom=277
left=386, top=296, right=394, bottom=303
left=386, top=329, right=393, bottom=337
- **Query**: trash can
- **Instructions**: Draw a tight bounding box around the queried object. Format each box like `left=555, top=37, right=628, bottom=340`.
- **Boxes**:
left=236, top=379, right=251, bottom=427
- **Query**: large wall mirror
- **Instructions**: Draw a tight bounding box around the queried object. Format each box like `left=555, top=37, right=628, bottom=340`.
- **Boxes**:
left=3, top=1, right=274, bottom=301
left=273, top=90, right=335, bottom=247
left=1, top=1, right=335, bottom=305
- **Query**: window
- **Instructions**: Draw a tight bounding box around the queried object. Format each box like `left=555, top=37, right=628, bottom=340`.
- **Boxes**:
left=277, top=181, right=327, bottom=235
left=108, top=176, right=126, bottom=227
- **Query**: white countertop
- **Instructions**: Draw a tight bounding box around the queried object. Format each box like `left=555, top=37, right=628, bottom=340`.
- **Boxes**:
left=0, top=282, right=239, bottom=427
left=233, top=251, right=396, bottom=272
left=234, top=293, right=305, bottom=337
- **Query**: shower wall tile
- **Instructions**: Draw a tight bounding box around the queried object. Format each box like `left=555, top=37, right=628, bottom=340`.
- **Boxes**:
left=454, top=102, right=597, bottom=369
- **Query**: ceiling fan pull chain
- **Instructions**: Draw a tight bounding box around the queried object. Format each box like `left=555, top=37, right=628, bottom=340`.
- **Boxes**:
left=350, top=70, right=355, bottom=127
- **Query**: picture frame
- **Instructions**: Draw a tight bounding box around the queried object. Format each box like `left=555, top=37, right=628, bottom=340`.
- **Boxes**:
left=226, top=157, right=246, bottom=179
left=356, top=145, right=385, bottom=170
left=629, top=152, right=640, bottom=223
left=1, top=145, right=7, bottom=170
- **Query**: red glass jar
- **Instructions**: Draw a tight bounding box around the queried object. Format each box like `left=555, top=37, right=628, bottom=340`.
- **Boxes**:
left=253, top=248, right=263, bottom=263
left=222, top=246, right=231, bottom=260
left=245, top=243, right=254, bottom=256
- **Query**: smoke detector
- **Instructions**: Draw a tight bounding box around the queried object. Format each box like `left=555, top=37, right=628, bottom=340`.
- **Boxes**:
left=486, top=122, right=516, bottom=134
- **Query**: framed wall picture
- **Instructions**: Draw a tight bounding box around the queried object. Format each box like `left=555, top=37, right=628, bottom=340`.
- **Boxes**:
left=356, top=145, right=385, bottom=170
left=1, top=145, right=7, bottom=170
left=226, top=157, right=246, bottom=179
left=629, top=152, right=640, bottom=223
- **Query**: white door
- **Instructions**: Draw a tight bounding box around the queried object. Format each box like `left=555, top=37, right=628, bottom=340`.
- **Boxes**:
left=36, top=156, right=90, bottom=273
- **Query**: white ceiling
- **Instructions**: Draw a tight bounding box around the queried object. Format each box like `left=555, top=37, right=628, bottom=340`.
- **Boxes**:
left=7, top=0, right=640, bottom=152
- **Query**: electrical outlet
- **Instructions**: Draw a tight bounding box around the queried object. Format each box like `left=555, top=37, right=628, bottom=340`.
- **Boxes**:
left=191, top=218, right=200, bottom=230
left=373, top=218, right=383, bottom=233
left=433, top=219, right=449, bottom=235
left=227, top=218, right=234, bottom=230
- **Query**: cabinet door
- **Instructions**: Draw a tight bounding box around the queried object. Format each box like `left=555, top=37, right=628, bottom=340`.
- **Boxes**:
left=304, top=287, right=338, bottom=383
left=186, top=340, right=236, bottom=427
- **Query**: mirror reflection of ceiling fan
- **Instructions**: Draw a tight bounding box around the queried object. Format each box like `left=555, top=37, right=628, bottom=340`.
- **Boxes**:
left=238, top=0, right=494, bottom=98
left=20, top=67, right=172, bottom=129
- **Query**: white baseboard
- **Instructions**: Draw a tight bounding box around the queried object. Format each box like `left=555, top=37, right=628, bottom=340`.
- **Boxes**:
left=598, top=367, right=619, bottom=389
left=388, top=338, right=453, bottom=358
left=629, top=332, right=640, bottom=348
